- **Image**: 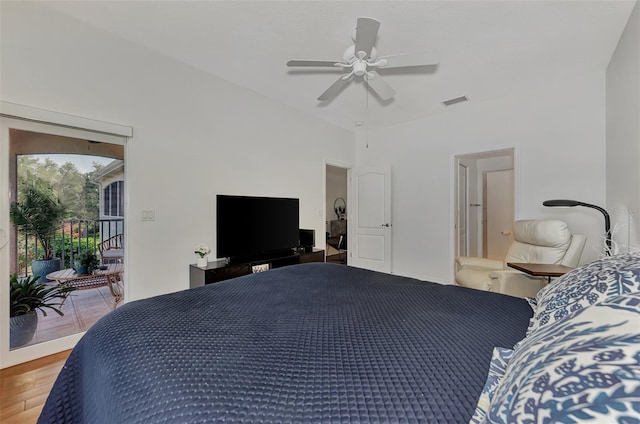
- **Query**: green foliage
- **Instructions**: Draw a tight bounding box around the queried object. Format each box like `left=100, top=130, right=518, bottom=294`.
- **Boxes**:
left=82, top=174, right=101, bottom=221
left=73, top=250, right=100, bottom=274
left=14, top=231, right=101, bottom=276
left=10, top=185, right=67, bottom=260
left=13, top=156, right=110, bottom=273
left=17, top=156, right=104, bottom=222
left=9, top=274, right=76, bottom=317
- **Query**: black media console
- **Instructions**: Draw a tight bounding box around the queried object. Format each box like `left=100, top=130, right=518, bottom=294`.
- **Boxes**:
left=189, top=248, right=325, bottom=288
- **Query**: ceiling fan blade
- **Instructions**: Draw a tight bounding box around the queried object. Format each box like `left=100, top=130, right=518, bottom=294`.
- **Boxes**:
left=366, top=71, right=396, bottom=101
left=318, top=75, right=352, bottom=101
left=287, top=60, right=342, bottom=67
left=378, top=51, right=439, bottom=68
left=354, top=17, right=380, bottom=59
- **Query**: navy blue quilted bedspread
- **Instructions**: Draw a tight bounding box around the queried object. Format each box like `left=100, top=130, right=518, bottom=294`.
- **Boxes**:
left=39, top=263, right=532, bottom=423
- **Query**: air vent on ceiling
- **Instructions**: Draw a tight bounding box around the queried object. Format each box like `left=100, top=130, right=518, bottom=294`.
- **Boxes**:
left=442, top=96, right=469, bottom=107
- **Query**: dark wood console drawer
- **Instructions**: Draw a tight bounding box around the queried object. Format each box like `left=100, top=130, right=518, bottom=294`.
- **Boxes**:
left=207, top=263, right=249, bottom=283
left=190, top=249, right=325, bottom=288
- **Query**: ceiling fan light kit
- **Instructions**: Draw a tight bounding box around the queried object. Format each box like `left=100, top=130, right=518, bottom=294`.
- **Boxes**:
left=287, top=17, right=438, bottom=102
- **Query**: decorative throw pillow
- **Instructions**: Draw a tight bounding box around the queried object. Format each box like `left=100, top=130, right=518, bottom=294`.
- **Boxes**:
left=525, top=297, right=537, bottom=311
left=486, top=291, right=640, bottom=423
left=519, top=297, right=539, bottom=345
left=616, top=261, right=640, bottom=294
left=529, top=253, right=640, bottom=335
left=469, top=347, right=514, bottom=424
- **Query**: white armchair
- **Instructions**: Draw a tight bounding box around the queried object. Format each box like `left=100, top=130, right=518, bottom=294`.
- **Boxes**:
left=455, top=220, right=586, bottom=298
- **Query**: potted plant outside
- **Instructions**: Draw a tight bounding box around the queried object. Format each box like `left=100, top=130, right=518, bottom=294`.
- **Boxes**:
left=73, top=250, right=100, bottom=275
left=9, top=273, right=76, bottom=348
left=10, top=185, right=67, bottom=282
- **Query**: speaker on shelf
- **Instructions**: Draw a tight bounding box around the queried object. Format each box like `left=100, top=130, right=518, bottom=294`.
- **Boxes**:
left=299, top=229, right=315, bottom=253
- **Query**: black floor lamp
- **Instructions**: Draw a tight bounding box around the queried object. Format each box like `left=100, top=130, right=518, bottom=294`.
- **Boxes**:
left=543, top=199, right=611, bottom=256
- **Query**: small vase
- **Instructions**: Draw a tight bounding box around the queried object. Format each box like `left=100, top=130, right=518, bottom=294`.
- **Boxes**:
left=196, top=257, right=208, bottom=268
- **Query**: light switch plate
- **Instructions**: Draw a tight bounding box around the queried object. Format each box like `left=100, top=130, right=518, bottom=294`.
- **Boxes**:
left=141, top=209, right=156, bottom=221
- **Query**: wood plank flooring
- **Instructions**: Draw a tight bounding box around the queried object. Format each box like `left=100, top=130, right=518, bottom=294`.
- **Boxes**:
left=24, top=284, right=121, bottom=348
left=2, top=283, right=123, bottom=423
left=325, top=243, right=347, bottom=265
left=0, top=350, right=71, bottom=424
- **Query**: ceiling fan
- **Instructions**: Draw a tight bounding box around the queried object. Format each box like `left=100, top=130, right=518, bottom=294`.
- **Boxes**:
left=287, top=17, right=438, bottom=102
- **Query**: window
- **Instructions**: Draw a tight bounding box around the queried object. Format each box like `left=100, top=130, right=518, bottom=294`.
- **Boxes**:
left=103, top=181, right=124, bottom=217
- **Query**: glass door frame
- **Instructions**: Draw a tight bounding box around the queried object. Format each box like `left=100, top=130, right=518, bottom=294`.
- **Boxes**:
left=0, top=102, right=132, bottom=368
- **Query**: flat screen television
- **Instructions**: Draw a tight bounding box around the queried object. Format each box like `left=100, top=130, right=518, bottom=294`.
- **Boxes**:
left=217, top=195, right=300, bottom=261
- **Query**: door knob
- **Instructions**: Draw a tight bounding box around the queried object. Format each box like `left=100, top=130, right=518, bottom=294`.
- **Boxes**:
left=381, top=223, right=390, bottom=227
left=501, top=231, right=512, bottom=236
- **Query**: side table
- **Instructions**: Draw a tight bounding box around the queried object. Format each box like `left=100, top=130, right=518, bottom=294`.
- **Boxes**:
left=47, top=263, right=124, bottom=303
left=506, top=262, right=574, bottom=285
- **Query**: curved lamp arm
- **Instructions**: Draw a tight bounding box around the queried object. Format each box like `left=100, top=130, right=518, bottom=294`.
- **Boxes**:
left=543, top=199, right=611, bottom=256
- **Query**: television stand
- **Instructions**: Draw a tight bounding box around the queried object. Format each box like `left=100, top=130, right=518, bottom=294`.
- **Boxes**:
left=226, top=249, right=301, bottom=265
left=189, top=248, right=325, bottom=288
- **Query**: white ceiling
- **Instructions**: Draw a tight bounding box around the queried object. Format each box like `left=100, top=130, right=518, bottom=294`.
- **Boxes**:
left=43, top=0, right=636, bottom=132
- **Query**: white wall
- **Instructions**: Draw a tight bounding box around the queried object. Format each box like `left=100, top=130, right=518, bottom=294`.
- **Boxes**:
left=357, top=72, right=607, bottom=283
left=0, top=2, right=355, bottom=301
left=607, top=1, right=640, bottom=253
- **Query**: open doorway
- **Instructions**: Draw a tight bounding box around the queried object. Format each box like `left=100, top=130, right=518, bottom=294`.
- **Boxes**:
left=8, top=129, right=125, bottom=350
left=1, top=108, right=130, bottom=368
left=455, top=148, right=515, bottom=260
left=325, top=164, right=348, bottom=264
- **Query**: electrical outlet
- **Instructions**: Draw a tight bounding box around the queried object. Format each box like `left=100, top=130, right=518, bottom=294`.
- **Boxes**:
left=251, top=263, right=270, bottom=273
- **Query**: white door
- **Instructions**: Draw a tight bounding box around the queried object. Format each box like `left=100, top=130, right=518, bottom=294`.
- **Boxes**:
left=349, top=165, right=392, bottom=273
left=456, top=163, right=468, bottom=257
left=484, top=169, right=514, bottom=260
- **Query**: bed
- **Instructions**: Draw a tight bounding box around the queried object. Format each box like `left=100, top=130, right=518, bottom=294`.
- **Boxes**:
left=38, top=259, right=640, bottom=423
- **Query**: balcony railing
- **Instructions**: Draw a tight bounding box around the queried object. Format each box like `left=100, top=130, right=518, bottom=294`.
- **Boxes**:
left=13, top=218, right=124, bottom=278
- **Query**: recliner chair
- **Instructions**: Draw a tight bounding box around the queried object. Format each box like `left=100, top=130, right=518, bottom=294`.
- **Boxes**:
left=455, top=219, right=586, bottom=298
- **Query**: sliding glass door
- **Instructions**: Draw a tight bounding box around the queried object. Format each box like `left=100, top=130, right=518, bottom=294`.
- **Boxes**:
left=1, top=106, right=130, bottom=368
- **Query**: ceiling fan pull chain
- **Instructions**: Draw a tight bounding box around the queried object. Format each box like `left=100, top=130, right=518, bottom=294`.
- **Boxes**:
left=365, top=80, right=369, bottom=148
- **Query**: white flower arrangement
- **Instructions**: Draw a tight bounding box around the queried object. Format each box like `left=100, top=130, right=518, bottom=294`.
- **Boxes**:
left=194, top=244, right=211, bottom=258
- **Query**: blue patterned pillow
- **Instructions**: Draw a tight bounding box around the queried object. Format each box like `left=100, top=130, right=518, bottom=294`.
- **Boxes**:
left=470, top=347, right=514, bottom=424
left=521, top=297, right=539, bottom=343
left=529, top=253, right=640, bottom=335
left=616, top=262, right=640, bottom=294
left=526, top=297, right=537, bottom=310
left=486, top=291, right=640, bottom=423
